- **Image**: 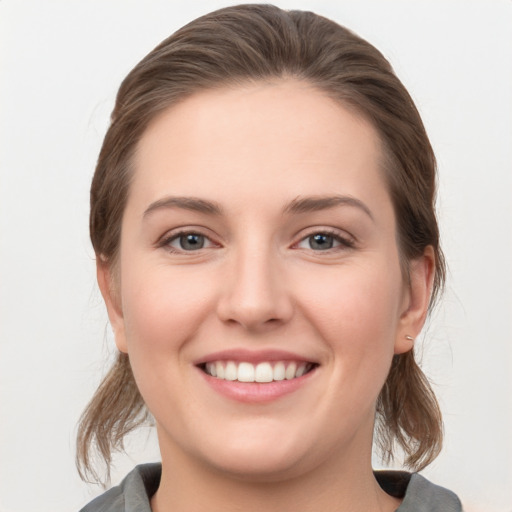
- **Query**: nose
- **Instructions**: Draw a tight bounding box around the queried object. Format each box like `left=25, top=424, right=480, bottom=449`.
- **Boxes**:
left=216, top=246, right=294, bottom=332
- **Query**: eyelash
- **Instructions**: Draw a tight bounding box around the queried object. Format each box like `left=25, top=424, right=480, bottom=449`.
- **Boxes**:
left=294, top=229, right=355, bottom=252
left=157, top=228, right=355, bottom=254
left=158, top=230, right=217, bottom=253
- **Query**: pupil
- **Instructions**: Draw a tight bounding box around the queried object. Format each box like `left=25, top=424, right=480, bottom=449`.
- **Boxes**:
left=310, top=234, right=333, bottom=250
left=180, top=234, right=204, bottom=250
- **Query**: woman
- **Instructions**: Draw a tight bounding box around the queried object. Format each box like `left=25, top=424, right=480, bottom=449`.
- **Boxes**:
left=77, top=4, right=462, bottom=511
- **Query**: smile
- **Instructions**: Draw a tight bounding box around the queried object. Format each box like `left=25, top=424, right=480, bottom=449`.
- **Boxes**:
left=202, top=360, right=316, bottom=383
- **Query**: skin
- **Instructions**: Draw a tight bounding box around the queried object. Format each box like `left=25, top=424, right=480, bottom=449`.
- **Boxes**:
left=98, top=79, right=434, bottom=512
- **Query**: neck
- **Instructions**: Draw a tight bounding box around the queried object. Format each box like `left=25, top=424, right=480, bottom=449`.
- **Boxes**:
left=151, top=432, right=401, bottom=512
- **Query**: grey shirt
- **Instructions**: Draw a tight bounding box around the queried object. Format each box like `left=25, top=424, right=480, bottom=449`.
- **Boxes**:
left=80, top=463, right=462, bottom=512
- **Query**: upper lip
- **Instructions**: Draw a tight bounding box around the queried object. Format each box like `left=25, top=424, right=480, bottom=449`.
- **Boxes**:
left=194, top=348, right=319, bottom=366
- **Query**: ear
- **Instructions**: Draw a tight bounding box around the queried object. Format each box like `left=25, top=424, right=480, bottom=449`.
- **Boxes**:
left=394, top=246, right=435, bottom=354
left=96, top=258, right=128, bottom=353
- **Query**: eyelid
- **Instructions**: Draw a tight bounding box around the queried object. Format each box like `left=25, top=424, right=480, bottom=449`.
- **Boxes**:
left=292, top=227, right=356, bottom=250
left=155, top=226, right=355, bottom=253
left=156, top=227, right=221, bottom=252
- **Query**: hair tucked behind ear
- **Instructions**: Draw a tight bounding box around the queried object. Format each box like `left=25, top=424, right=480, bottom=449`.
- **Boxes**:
left=78, top=3, right=445, bottom=482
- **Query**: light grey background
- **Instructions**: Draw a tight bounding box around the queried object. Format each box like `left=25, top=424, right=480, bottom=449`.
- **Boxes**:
left=1, top=1, right=511, bottom=511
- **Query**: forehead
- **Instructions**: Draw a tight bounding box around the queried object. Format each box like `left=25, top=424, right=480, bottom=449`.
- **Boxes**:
left=130, top=79, right=388, bottom=213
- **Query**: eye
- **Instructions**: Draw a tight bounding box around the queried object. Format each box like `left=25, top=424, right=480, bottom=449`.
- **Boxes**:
left=296, top=231, right=353, bottom=251
left=163, top=231, right=215, bottom=252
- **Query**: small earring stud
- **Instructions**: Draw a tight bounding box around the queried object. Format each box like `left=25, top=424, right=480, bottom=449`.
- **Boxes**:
left=405, top=335, right=414, bottom=342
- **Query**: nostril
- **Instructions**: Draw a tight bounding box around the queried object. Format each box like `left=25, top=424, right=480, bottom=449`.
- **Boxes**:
left=215, top=266, right=294, bottom=329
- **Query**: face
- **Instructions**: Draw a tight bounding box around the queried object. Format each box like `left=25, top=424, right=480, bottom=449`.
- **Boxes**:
left=100, top=80, right=431, bottom=481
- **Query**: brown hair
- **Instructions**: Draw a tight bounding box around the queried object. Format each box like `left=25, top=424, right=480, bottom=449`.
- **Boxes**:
left=77, top=3, right=445, bottom=482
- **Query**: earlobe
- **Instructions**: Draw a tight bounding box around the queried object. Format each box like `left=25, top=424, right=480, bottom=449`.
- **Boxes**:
left=96, top=259, right=128, bottom=353
left=394, top=246, right=435, bottom=355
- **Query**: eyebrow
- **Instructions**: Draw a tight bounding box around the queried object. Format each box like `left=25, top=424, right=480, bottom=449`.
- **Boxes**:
left=143, top=196, right=223, bottom=218
left=284, top=195, right=374, bottom=220
left=143, top=194, right=373, bottom=220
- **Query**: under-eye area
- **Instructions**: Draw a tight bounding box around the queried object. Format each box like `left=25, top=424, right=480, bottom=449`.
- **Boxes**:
left=198, top=361, right=319, bottom=383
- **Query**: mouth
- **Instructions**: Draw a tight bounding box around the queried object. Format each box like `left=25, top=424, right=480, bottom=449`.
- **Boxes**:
left=198, top=360, right=318, bottom=383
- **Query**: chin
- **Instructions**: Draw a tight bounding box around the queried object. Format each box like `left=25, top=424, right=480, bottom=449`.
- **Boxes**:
left=192, top=423, right=326, bottom=482
left=205, top=448, right=308, bottom=483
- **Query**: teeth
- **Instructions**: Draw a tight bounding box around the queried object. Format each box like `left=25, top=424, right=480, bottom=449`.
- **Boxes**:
left=295, top=363, right=307, bottom=377
left=216, top=361, right=225, bottom=379
left=285, top=362, right=297, bottom=380
left=203, top=360, right=313, bottom=382
left=225, top=361, right=237, bottom=381
left=206, top=362, right=217, bottom=377
left=238, top=362, right=255, bottom=382
left=255, top=362, right=273, bottom=382
left=273, top=362, right=285, bottom=381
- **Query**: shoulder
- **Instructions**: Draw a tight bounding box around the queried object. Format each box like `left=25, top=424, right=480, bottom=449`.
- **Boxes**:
left=78, top=463, right=162, bottom=512
left=375, top=471, right=463, bottom=512
left=80, top=465, right=462, bottom=512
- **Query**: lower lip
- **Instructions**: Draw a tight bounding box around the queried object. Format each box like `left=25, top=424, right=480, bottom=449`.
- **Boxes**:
left=198, top=368, right=317, bottom=403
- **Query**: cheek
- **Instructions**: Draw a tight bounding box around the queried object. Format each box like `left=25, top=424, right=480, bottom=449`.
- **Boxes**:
left=120, top=263, right=215, bottom=355
left=118, top=264, right=216, bottom=417
left=300, top=267, right=402, bottom=342
left=295, top=261, right=404, bottom=392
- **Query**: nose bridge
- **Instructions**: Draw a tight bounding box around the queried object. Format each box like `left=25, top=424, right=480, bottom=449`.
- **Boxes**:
left=217, top=237, right=292, bottom=330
